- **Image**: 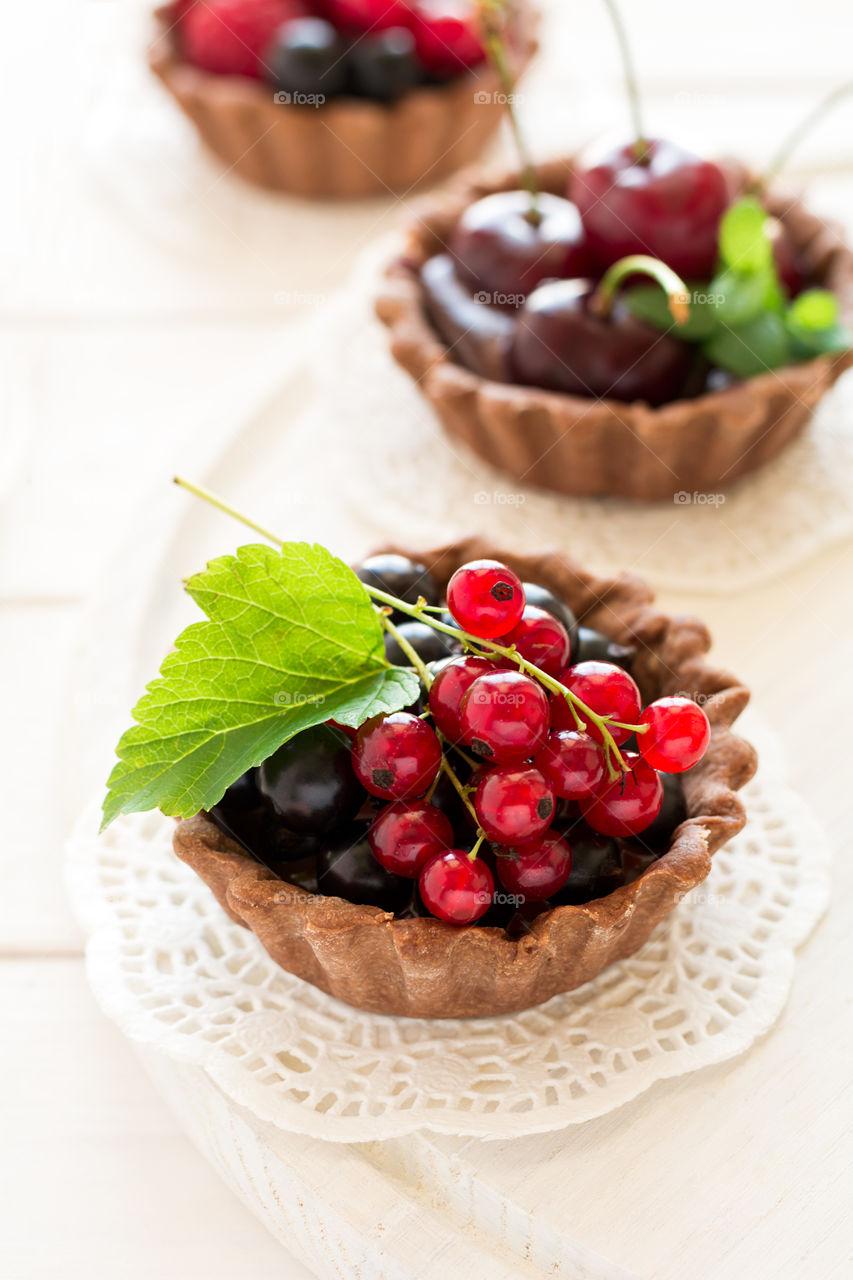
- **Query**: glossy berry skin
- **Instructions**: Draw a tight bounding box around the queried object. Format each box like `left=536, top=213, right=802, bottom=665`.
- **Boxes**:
left=500, top=605, right=571, bottom=677
left=496, top=830, right=572, bottom=902
left=383, top=621, right=453, bottom=668
left=633, top=772, right=687, bottom=851
left=474, top=764, right=555, bottom=844
left=450, top=191, right=589, bottom=301
left=419, top=849, right=495, bottom=923
left=412, top=2, right=485, bottom=77
left=580, top=753, right=664, bottom=837
left=352, top=712, right=442, bottom=800
left=460, top=670, right=551, bottom=764
left=428, top=654, right=496, bottom=740
left=533, top=729, right=605, bottom=800
left=355, top=553, right=439, bottom=622
left=179, top=0, right=309, bottom=78
left=317, top=822, right=411, bottom=911
left=368, top=800, right=454, bottom=877
left=324, top=0, right=412, bottom=32
left=575, top=625, right=635, bottom=672
left=268, top=18, right=349, bottom=97
left=349, top=26, right=421, bottom=100
left=552, top=661, right=642, bottom=745
left=522, top=582, right=579, bottom=658
left=570, top=138, right=732, bottom=281
left=214, top=768, right=260, bottom=816
left=446, top=559, right=525, bottom=639
left=638, top=696, right=710, bottom=773
left=511, top=278, right=693, bottom=406
left=258, top=724, right=365, bottom=834
left=551, top=825, right=622, bottom=904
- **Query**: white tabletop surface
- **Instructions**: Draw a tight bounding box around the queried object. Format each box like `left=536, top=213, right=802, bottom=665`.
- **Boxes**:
left=5, top=1, right=853, bottom=1277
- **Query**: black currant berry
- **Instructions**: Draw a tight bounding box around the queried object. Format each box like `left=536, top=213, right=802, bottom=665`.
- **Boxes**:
left=268, top=18, right=349, bottom=100
left=349, top=27, right=421, bottom=100
left=521, top=582, right=579, bottom=658
left=551, top=824, right=624, bottom=904
left=212, top=768, right=260, bottom=818
left=384, top=621, right=454, bottom=668
left=355, top=553, right=439, bottom=621
left=317, top=822, right=411, bottom=911
left=258, top=723, right=365, bottom=836
left=627, top=772, right=687, bottom=852
left=575, top=625, right=636, bottom=672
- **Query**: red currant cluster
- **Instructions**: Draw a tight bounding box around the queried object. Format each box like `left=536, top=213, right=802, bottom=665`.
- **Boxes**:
left=347, top=559, right=711, bottom=925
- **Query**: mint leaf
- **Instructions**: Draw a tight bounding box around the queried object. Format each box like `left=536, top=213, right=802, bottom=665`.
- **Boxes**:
left=703, top=312, right=791, bottom=378
left=102, top=543, right=420, bottom=827
left=718, top=197, right=774, bottom=274
left=711, top=266, right=782, bottom=327
left=624, top=284, right=720, bottom=340
left=787, top=288, right=840, bottom=332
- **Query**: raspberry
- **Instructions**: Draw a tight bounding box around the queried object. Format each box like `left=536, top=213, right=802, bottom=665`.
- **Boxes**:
left=179, top=0, right=309, bottom=78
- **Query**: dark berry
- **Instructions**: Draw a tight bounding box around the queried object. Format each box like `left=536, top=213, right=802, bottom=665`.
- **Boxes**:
left=213, top=768, right=260, bottom=817
left=317, top=822, right=411, bottom=910
left=459, top=669, right=550, bottom=764
left=419, top=850, right=494, bottom=924
left=268, top=18, right=349, bottom=100
left=575, top=625, right=636, bottom=671
left=551, top=825, right=623, bottom=904
left=258, top=724, right=365, bottom=835
left=349, top=26, right=421, bottom=100
left=352, top=711, right=442, bottom=800
left=633, top=772, right=687, bottom=852
left=446, top=559, right=525, bottom=639
left=383, top=621, right=453, bottom=668
left=355, top=553, right=439, bottom=621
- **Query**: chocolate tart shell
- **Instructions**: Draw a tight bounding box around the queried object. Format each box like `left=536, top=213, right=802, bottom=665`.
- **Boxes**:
left=376, top=157, right=853, bottom=500
left=148, top=6, right=538, bottom=198
left=174, top=538, right=757, bottom=1019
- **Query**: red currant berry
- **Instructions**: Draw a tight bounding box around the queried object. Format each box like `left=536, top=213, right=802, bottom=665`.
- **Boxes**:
left=412, top=1, right=485, bottom=76
left=352, top=712, right=442, bottom=800
left=533, top=729, right=605, bottom=799
left=323, top=0, right=411, bottom=31
left=638, top=697, right=710, bottom=773
left=459, top=670, right=550, bottom=764
left=497, top=830, right=572, bottom=902
left=551, top=661, right=642, bottom=745
left=419, top=849, right=494, bottom=924
left=580, top=753, right=664, bottom=837
left=368, top=800, right=453, bottom=877
left=446, top=559, right=525, bottom=640
left=474, top=764, right=555, bottom=844
left=500, top=604, right=571, bottom=676
left=428, top=654, right=496, bottom=740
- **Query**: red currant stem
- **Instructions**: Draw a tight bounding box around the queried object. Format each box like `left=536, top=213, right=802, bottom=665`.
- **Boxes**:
left=379, top=613, right=434, bottom=689
left=600, top=0, right=648, bottom=162
left=424, top=770, right=441, bottom=803
left=760, top=79, right=853, bottom=192
left=478, top=2, right=540, bottom=222
left=436, top=742, right=485, bottom=841
left=468, top=833, right=487, bottom=863
left=593, top=255, right=690, bottom=327
left=172, top=478, right=635, bottom=776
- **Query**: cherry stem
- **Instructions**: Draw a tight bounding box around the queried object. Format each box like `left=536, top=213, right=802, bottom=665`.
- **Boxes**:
left=172, top=477, right=644, bottom=779
left=600, top=0, right=648, bottom=161
left=478, top=1, right=540, bottom=222
left=760, top=80, right=853, bottom=191
left=593, top=254, right=690, bottom=327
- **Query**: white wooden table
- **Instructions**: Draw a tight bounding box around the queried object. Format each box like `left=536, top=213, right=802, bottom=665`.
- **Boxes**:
left=4, top=1, right=853, bottom=1276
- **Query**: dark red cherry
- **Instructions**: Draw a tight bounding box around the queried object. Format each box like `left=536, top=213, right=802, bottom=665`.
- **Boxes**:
left=449, top=191, right=589, bottom=301
left=570, top=139, right=732, bottom=281
left=420, top=254, right=517, bottom=382
left=511, top=278, right=693, bottom=406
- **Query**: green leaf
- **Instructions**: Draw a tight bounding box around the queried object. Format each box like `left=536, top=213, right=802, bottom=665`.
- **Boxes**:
left=718, top=197, right=774, bottom=274
left=101, top=542, right=420, bottom=827
left=711, top=266, right=782, bottom=328
left=703, top=312, right=792, bottom=378
left=625, top=283, right=720, bottom=341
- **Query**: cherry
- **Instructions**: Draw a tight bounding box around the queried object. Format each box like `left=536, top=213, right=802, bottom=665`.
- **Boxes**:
left=474, top=764, right=555, bottom=844
left=420, top=253, right=517, bottom=382
left=511, top=277, right=694, bottom=406
left=411, top=1, right=485, bottom=77
left=496, top=830, right=572, bottom=902
left=258, top=723, right=365, bottom=834
left=268, top=17, right=349, bottom=97
left=446, top=558, right=525, bottom=639
left=352, top=712, right=442, bottom=800
left=449, top=191, right=589, bottom=301
left=428, top=654, right=497, bottom=740
left=638, top=696, right=710, bottom=773
left=551, top=661, right=642, bottom=745
left=500, top=604, right=571, bottom=677
left=419, top=849, right=495, bottom=923
left=533, top=729, right=605, bottom=800
left=383, top=621, right=454, bottom=668
left=323, top=0, right=412, bottom=32
left=521, top=582, right=579, bottom=657
left=369, top=800, right=454, bottom=877
left=575, top=625, right=635, bottom=672
left=570, top=139, right=732, bottom=281
left=459, top=669, right=550, bottom=764
left=580, top=753, right=663, bottom=837
left=355, top=553, right=439, bottom=621
left=317, top=822, right=411, bottom=911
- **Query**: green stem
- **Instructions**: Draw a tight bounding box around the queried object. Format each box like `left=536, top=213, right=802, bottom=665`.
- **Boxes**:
left=761, top=80, right=853, bottom=190
left=467, top=832, right=487, bottom=863
left=594, top=254, right=690, bottom=326
left=380, top=614, right=434, bottom=689
left=438, top=744, right=483, bottom=835
left=479, top=2, right=539, bottom=220
left=600, top=0, right=648, bottom=161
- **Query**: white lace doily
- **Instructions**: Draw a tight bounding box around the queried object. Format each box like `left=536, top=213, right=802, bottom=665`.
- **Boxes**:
left=289, top=250, right=853, bottom=594
left=66, top=714, right=828, bottom=1142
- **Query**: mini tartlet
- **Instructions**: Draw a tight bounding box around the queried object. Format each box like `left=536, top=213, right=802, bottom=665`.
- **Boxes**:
left=148, top=4, right=538, bottom=198
left=174, top=537, right=757, bottom=1019
left=376, top=158, right=853, bottom=501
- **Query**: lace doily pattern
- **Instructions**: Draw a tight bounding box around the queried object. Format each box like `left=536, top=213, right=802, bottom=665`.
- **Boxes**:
left=67, top=716, right=828, bottom=1142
